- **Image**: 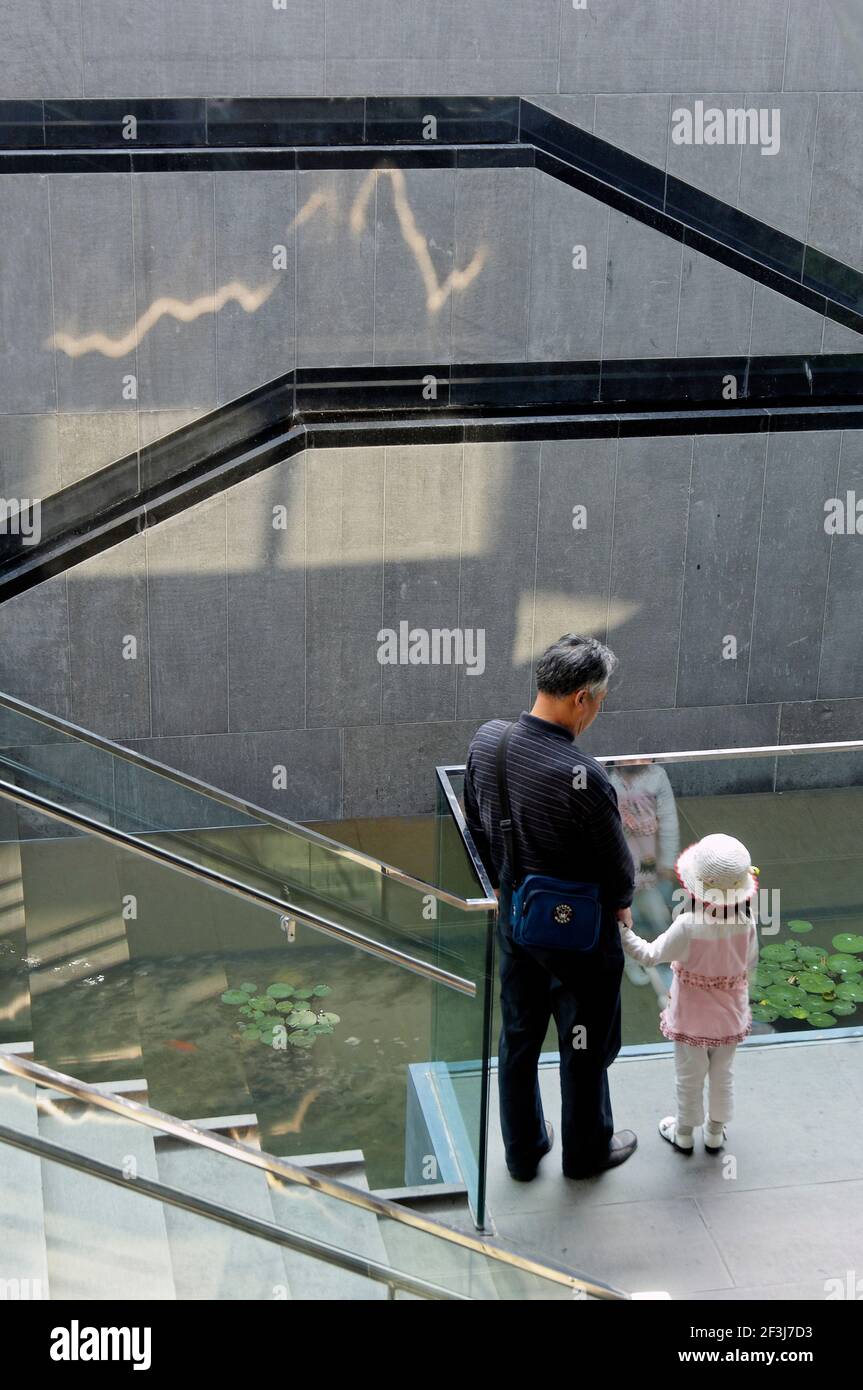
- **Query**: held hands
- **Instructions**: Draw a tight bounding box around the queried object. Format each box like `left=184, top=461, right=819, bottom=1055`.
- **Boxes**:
left=616, top=907, right=633, bottom=931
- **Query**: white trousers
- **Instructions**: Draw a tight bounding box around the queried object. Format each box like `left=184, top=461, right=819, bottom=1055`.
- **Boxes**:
left=674, top=1042, right=737, bottom=1126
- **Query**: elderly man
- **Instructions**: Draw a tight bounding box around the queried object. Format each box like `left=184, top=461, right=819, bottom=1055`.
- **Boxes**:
left=464, top=634, right=638, bottom=1180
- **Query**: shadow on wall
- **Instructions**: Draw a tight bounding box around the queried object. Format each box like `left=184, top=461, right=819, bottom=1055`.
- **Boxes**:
left=1, top=418, right=861, bottom=823
left=0, top=434, right=637, bottom=819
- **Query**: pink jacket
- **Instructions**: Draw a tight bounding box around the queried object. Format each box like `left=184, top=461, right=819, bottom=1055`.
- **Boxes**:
left=621, top=909, right=758, bottom=1047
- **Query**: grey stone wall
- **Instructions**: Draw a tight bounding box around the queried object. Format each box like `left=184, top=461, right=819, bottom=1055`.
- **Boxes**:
left=1, top=429, right=860, bottom=818
left=2, top=164, right=860, bottom=499
left=2, top=2, right=862, bottom=271
left=1, top=3, right=861, bottom=821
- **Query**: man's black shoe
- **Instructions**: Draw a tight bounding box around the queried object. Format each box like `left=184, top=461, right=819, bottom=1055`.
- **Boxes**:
left=507, top=1120, right=554, bottom=1182
left=563, top=1129, right=638, bottom=1179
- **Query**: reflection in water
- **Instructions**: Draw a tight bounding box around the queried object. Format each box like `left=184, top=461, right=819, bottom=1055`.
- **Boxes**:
left=295, top=187, right=335, bottom=227
left=46, top=166, right=486, bottom=361
left=350, top=165, right=486, bottom=312
left=48, top=280, right=276, bottom=360
left=268, top=1086, right=321, bottom=1138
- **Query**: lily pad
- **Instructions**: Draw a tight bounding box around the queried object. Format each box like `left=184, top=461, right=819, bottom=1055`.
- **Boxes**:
left=249, top=996, right=277, bottom=1012
left=320, top=1011, right=340, bottom=1025
left=806, top=1012, right=836, bottom=1028
left=293, top=988, right=315, bottom=999
left=266, top=983, right=294, bottom=999
left=754, top=965, right=781, bottom=989
left=797, top=972, right=834, bottom=994
left=287, top=1032, right=315, bottom=1048
left=276, top=1000, right=297, bottom=1013
left=788, top=1007, right=809, bottom=1020
left=788, top=919, right=813, bottom=934
left=312, top=984, right=332, bottom=997
left=240, top=982, right=258, bottom=995
left=765, top=984, right=808, bottom=1010
left=827, top=954, right=863, bottom=976
left=832, top=934, right=863, bottom=954
left=221, top=989, right=251, bottom=1005
left=761, top=943, right=798, bottom=962
left=836, top=979, right=863, bottom=1003
left=751, top=1003, right=779, bottom=1023
left=286, top=1009, right=317, bottom=1030
left=240, top=1027, right=261, bottom=1042
left=796, top=946, right=828, bottom=967
left=830, top=1001, right=857, bottom=1017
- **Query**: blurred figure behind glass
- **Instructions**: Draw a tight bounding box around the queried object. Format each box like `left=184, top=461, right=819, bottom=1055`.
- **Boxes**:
left=608, top=760, right=679, bottom=1004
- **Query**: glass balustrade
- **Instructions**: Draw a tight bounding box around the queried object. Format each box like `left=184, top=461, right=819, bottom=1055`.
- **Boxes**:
left=0, top=693, right=492, bottom=979
left=438, top=741, right=863, bottom=1055
left=0, top=744, right=496, bottom=1225
left=0, top=1061, right=620, bottom=1301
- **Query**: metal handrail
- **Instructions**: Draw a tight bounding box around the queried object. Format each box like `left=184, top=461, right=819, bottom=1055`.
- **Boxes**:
left=435, top=765, right=497, bottom=903
left=436, top=738, right=863, bottom=913
left=597, top=740, right=863, bottom=764
left=0, top=777, right=477, bottom=996
left=0, top=1052, right=628, bottom=1300
left=442, top=738, right=863, bottom=774
left=0, top=689, right=495, bottom=911
left=0, top=1122, right=465, bottom=1301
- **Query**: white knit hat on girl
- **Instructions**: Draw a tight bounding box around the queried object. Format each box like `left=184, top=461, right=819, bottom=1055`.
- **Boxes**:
left=676, top=833, right=758, bottom=907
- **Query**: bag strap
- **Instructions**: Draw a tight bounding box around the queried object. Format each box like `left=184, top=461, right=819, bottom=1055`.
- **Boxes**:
left=495, top=721, right=521, bottom=886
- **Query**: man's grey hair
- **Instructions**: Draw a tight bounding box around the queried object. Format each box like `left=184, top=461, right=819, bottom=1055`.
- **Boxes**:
left=535, top=634, right=618, bottom=698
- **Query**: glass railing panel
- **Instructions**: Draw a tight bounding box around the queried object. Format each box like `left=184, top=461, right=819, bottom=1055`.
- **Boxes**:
left=0, top=699, right=255, bottom=838
left=0, top=1087, right=387, bottom=1301
left=441, top=746, right=863, bottom=1052
left=431, top=768, right=497, bottom=1221
left=606, top=750, right=863, bottom=1047
left=0, top=790, right=494, bottom=1222
left=0, top=695, right=493, bottom=982
left=0, top=1065, right=617, bottom=1301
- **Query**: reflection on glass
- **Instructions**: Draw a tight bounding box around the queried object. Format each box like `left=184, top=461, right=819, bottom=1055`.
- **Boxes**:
left=609, top=760, right=679, bottom=1011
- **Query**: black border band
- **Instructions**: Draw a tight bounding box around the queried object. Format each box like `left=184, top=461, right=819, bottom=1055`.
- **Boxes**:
left=1, top=95, right=861, bottom=330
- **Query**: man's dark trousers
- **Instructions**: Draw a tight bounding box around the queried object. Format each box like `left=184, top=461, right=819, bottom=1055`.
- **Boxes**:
left=497, top=879, right=624, bottom=1178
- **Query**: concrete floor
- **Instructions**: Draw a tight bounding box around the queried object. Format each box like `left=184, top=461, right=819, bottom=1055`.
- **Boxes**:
left=484, top=1036, right=863, bottom=1300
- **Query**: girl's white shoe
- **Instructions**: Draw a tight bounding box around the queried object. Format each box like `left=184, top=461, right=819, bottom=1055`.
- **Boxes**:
left=658, top=1116, right=694, bottom=1152
left=704, top=1122, right=727, bottom=1152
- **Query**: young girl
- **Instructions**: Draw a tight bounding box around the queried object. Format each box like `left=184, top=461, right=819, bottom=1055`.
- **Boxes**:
left=618, top=833, right=759, bottom=1153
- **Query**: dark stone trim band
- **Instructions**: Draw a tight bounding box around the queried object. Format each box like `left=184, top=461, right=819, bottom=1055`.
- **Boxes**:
left=2, top=352, right=861, bottom=603
left=1, top=95, right=861, bottom=330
